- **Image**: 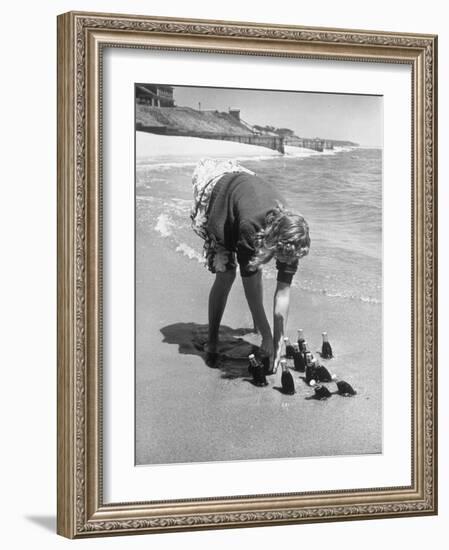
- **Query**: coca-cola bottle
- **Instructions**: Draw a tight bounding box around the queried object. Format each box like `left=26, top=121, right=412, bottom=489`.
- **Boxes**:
left=292, top=342, right=305, bottom=372
left=321, top=332, right=333, bottom=359
left=314, top=359, right=336, bottom=383
left=301, top=339, right=309, bottom=356
left=280, top=359, right=295, bottom=395
left=283, top=336, right=295, bottom=359
left=304, top=352, right=318, bottom=385
left=297, top=328, right=305, bottom=350
left=248, top=353, right=258, bottom=375
left=248, top=354, right=268, bottom=387
left=336, top=380, right=356, bottom=396
left=309, top=380, right=332, bottom=400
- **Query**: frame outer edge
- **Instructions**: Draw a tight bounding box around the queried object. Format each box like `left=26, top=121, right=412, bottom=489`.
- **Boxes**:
left=431, top=35, right=439, bottom=515
left=62, top=10, right=437, bottom=41
left=56, top=10, right=438, bottom=537
left=57, top=12, right=77, bottom=539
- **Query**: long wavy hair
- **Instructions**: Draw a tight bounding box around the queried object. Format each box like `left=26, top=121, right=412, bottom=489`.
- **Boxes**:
left=247, top=202, right=311, bottom=271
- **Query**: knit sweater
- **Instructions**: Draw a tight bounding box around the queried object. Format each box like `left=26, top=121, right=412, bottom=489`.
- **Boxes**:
left=206, top=171, right=298, bottom=284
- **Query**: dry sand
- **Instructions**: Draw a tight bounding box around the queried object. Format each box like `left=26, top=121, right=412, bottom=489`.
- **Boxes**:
left=136, top=132, right=282, bottom=161
left=136, top=131, right=329, bottom=162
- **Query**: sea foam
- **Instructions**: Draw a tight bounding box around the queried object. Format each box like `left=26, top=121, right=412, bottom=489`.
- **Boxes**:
left=175, top=243, right=204, bottom=263
left=155, top=213, right=173, bottom=237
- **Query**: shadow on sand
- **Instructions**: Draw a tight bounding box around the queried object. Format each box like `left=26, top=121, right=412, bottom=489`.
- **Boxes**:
left=160, top=322, right=262, bottom=379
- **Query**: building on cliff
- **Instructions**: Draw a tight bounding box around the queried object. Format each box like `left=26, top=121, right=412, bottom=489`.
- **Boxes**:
left=136, top=84, right=175, bottom=107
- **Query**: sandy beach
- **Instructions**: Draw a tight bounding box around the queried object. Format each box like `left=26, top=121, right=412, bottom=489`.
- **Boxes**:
left=135, top=132, right=382, bottom=465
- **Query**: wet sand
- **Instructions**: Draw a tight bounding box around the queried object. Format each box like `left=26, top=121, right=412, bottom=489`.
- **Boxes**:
left=135, top=226, right=382, bottom=465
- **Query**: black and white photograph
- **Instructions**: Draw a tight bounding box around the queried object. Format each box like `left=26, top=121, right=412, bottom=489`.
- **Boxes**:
left=135, top=83, right=383, bottom=465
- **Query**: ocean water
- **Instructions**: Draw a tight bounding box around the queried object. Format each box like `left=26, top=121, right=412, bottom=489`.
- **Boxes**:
left=136, top=146, right=382, bottom=305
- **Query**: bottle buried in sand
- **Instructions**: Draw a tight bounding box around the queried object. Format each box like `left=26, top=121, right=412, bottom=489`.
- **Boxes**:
left=248, top=354, right=257, bottom=375
left=284, top=336, right=295, bottom=359
left=292, top=342, right=305, bottom=372
left=300, top=340, right=310, bottom=368
left=280, top=359, right=295, bottom=395
left=336, top=380, right=357, bottom=396
left=313, top=359, right=336, bottom=383
left=310, top=380, right=332, bottom=400
left=248, top=354, right=268, bottom=387
left=321, top=332, right=333, bottom=359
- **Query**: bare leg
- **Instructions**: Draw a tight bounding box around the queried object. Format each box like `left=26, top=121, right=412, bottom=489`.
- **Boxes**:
left=207, top=269, right=237, bottom=352
left=241, top=270, right=273, bottom=362
left=249, top=270, right=264, bottom=334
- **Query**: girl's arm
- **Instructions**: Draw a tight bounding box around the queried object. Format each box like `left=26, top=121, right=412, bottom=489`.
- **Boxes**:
left=273, top=280, right=291, bottom=372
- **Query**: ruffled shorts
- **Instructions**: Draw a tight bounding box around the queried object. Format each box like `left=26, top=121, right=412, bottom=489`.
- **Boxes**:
left=190, top=158, right=255, bottom=273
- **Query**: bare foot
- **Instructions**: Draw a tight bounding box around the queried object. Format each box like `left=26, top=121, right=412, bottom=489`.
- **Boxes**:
left=203, top=342, right=220, bottom=368
left=203, top=342, right=218, bottom=354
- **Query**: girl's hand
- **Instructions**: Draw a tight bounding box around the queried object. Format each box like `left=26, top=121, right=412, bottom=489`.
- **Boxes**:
left=273, top=280, right=292, bottom=374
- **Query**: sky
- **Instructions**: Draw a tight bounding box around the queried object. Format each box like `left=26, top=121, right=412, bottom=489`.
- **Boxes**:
left=169, top=85, right=383, bottom=147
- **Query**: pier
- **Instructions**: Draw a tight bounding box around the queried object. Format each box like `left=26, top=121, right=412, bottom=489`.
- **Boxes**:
left=284, top=136, right=325, bottom=152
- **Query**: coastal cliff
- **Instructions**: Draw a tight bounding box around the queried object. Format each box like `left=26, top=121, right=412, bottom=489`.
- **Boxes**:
left=136, top=105, right=286, bottom=153
left=136, top=104, right=358, bottom=154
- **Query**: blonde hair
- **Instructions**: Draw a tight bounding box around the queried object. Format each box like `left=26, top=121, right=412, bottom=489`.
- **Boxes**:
left=248, top=203, right=311, bottom=271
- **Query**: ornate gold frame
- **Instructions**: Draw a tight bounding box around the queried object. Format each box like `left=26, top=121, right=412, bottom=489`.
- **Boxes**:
left=57, top=11, right=438, bottom=539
